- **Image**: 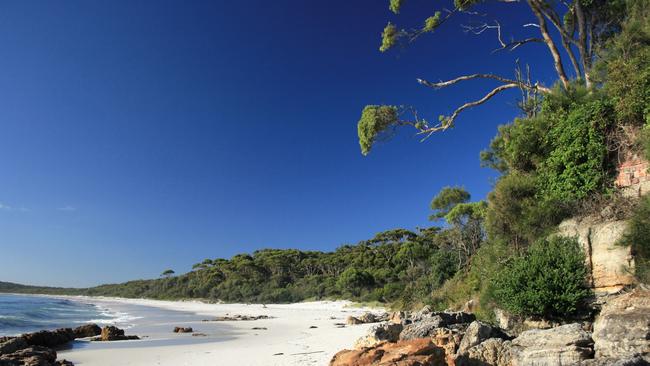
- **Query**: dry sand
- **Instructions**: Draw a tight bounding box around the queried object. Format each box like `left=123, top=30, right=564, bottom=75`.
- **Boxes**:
left=57, top=297, right=382, bottom=366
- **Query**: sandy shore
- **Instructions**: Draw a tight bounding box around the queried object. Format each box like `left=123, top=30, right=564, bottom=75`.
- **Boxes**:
left=56, top=296, right=382, bottom=366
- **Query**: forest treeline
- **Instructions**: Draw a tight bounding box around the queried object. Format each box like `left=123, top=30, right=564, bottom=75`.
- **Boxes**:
left=3, top=0, right=650, bottom=321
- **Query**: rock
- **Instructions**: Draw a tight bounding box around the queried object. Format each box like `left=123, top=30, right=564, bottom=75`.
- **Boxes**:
left=592, top=287, right=650, bottom=358
left=461, top=300, right=476, bottom=314
left=22, top=329, right=75, bottom=348
left=347, top=316, right=364, bottom=325
left=457, top=321, right=510, bottom=355
left=0, top=338, right=28, bottom=356
left=400, top=312, right=474, bottom=341
left=579, top=354, right=650, bottom=365
left=510, top=323, right=594, bottom=365
left=94, top=326, right=140, bottom=341
left=330, top=338, right=446, bottom=366
left=494, top=308, right=517, bottom=333
left=208, top=314, right=272, bottom=321
left=389, top=311, right=407, bottom=325
left=354, top=323, right=403, bottom=349
left=429, top=327, right=463, bottom=366
left=455, top=338, right=514, bottom=366
left=0, top=346, right=57, bottom=365
left=409, top=311, right=475, bottom=326
left=558, top=216, right=635, bottom=294
left=72, top=324, right=101, bottom=339
left=172, top=327, right=193, bottom=333
left=358, top=313, right=378, bottom=324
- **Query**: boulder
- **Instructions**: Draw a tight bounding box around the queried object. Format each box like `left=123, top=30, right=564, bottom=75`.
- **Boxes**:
left=455, top=338, right=514, bottom=366
left=457, top=321, right=510, bottom=355
left=22, top=329, right=75, bottom=348
left=72, top=324, right=101, bottom=339
left=510, top=323, right=594, bottom=365
left=400, top=312, right=474, bottom=341
left=592, top=287, right=650, bottom=358
left=358, top=313, right=378, bottom=324
left=330, top=338, right=446, bottom=366
left=172, top=327, right=193, bottom=333
left=354, top=323, right=403, bottom=349
left=0, top=346, right=57, bottom=365
left=94, top=326, right=139, bottom=341
left=0, top=338, right=28, bottom=356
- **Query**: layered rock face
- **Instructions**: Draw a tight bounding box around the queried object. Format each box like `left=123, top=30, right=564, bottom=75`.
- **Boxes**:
left=592, top=287, right=650, bottom=359
left=559, top=216, right=635, bottom=294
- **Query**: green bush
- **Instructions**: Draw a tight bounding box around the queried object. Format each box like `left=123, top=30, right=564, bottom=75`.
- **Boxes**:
left=486, top=173, right=566, bottom=249
left=619, top=195, right=650, bottom=283
left=492, top=236, right=591, bottom=318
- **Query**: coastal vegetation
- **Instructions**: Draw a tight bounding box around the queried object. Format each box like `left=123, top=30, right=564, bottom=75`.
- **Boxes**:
left=2, top=0, right=650, bottom=324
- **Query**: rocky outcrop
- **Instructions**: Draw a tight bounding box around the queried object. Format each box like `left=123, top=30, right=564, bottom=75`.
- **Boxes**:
left=330, top=338, right=446, bottom=366
left=22, top=329, right=75, bottom=348
left=510, top=323, right=594, bottom=365
left=592, top=287, right=650, bottom=358
left=0, top=323, right=113, bottom=366
left=457, top=321, right=510, bottom=355
left=579, top=354, right=650, bottom=365
left=93, top=326, right=139, bottom=341
left=559, top=215, right=635, bottom=294
left=354, top=323, right=403, bottom=349
left=72, top=324, right=101, bottom=339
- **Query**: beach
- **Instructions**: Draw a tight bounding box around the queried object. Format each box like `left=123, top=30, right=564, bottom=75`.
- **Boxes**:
left=56, top=297, right=381, bottom=366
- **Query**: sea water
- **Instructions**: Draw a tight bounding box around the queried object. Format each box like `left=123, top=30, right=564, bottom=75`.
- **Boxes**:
left=0, top=294, right=119, bottom=336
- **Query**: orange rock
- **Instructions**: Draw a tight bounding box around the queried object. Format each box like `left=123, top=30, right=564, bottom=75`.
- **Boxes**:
left=330, top=338, right=447, bottom=366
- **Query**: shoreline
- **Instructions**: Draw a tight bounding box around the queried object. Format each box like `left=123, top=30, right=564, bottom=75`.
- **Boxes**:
left=51, top=295, right=383, bottom=366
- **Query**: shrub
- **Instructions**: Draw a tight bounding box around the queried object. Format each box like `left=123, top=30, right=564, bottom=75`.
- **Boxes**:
left=492, top=236, right=591, bottom=318
left=619, top=195, right=650, bottom=283
left=486, top=173, right=566, bottom=249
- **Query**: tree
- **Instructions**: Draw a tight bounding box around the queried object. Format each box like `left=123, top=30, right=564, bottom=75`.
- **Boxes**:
left=431, top=187, right=487, bottom=267
left=161, top=269, right=175, bottom=278
left=358, top=0, right=626, bottom=155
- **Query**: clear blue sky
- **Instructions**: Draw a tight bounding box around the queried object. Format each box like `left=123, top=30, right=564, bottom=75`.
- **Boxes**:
left=0, top=1, right=560, bottom=287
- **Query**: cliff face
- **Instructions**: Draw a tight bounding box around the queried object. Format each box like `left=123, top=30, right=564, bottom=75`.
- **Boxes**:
left=557, top=157, right=648, bottom=294
left=559, top=216, right=635, bottom=294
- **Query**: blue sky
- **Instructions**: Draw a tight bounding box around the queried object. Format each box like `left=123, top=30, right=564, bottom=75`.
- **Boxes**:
left=0, top=0, right=561, bottom=287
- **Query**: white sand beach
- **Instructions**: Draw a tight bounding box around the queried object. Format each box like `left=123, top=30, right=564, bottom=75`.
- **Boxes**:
left=57, top=297, right=382, bottom=366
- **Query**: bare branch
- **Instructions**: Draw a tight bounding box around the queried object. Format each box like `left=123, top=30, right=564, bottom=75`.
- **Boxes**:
left=415, top=83, right=520, bottom=139
left=417, top=73, right=550, bottom=93
left=528, top=1, right=570, bottom=88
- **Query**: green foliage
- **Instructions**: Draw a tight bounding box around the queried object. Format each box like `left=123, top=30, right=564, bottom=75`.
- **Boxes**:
left=337, top=267, right=374, bottom=297
left=492, top=236, right=591, bottom=317
left=429, top=186, right=470, bottom=220
left=486, top=172, right=566, bottom=249
left=596, top=0, right=650, bottom=127
left=161, top=269, right=175, bottom=277
left=389, top=0, right=404, bottom=14
left=380, top=23, right=398, bottom=52
left=357, top=105, right=398, bottom=155
left=619, top=195, right=650, bottom=283
left=537, top=96, right=615, bottom=203
left=423, top=12, right=442, bottom=32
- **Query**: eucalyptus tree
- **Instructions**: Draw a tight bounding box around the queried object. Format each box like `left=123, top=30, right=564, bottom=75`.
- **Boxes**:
left=358, top=0, right=626, bottom=155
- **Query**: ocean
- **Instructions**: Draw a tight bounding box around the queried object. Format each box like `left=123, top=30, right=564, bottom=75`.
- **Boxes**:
left=0, top=294, right=121, bottom=336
